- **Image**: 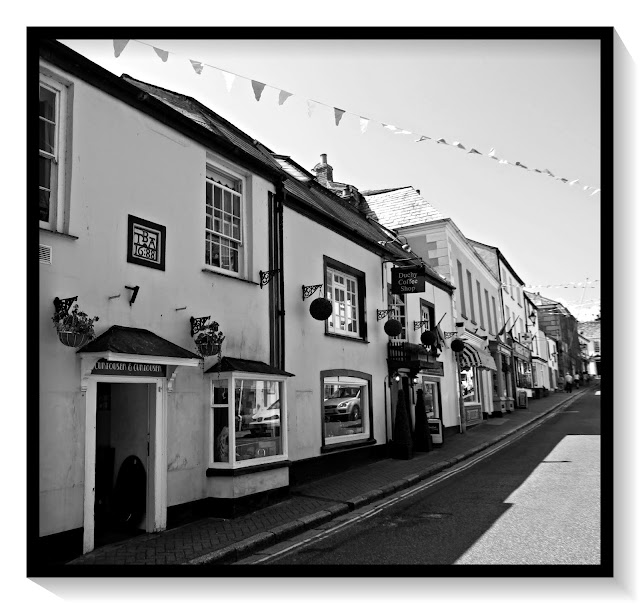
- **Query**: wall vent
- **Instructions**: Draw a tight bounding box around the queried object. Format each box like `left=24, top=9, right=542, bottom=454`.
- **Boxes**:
left=39, top=244, right=52, bottom=265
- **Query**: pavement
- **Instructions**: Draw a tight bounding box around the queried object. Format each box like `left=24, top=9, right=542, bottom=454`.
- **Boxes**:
left=67, top=384, right=594, bottom=567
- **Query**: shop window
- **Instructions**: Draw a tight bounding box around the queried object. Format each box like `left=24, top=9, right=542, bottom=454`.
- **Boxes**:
left=210, top=374, right=287, bottom=467
left=419, top=299, right=435, bottom=335
left=39, top=72, right=71, bottom=232
left=324, top=257, right=367, bottom=340
left=460, top=368, right=476, bottom=402
left=388, top=285, right=406, bottom=340
left=321, top=371, right=371, bottom=446
left=205, top=164, right=245, bottom=276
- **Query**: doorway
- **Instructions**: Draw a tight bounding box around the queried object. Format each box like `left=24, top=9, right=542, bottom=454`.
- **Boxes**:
left=94, top=381, right=152, bottom=548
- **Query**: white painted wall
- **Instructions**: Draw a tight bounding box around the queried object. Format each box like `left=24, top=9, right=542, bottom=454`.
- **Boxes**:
left=39, top=62, right=274, bottom=536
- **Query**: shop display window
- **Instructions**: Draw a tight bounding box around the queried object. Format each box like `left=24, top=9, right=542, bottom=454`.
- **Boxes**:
left=322, top=375, right=370, bottom=445
left=460, top=368, right=476, bottom=402
left=210, top=375, right=287, bottom=467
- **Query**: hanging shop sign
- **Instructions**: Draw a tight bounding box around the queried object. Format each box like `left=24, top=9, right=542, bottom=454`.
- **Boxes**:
left=127, top=215, right=167, bottom=271
left=391, top=267, right=426, bottom=295
left=511, top=340, right=532, bottom=362
left=92, top=359, right=166, bottom=377
left=420, top=361, right=445, bottom=376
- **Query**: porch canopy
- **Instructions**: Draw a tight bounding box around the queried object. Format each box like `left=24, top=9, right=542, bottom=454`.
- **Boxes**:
left=77, top=325, right=202, bottom=367
left=459, top=341, right=497, bottom=371
left=205, top=356, right=294, bottom=376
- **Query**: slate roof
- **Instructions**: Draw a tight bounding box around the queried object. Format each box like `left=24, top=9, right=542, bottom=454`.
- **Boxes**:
left=578, top=321, right=601, bottom=339
left=363, top=186, right=446, bottom=230
left=205, top=357, right=294, bottom=376
left=77, top=325, right=201, bottom=359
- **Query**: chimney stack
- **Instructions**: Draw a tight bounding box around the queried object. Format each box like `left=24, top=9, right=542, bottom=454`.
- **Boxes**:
left=312, top=153, right=334, bottom=187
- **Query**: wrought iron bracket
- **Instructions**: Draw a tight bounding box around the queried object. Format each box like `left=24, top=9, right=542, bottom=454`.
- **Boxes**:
left=413, top=320, right=430, bottom=330
left=125, top=285, right=140, bottom=306
left=190, top=316, right=211, bottom=337
left=53, top=296, right=78, bottom=315
left=260, top=269, right=281, bottom=289
left=377, top=308, right=395, bottom=321
left=302, top=284, right=323, bottom=301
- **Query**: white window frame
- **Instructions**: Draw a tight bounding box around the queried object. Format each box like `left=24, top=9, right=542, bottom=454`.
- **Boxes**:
left=327, top=267, right=360, bottom=338
left=204, top=160, right=247, bottom=278
left=39, top=71, right=70, bottom=232
left=209, top=372, right=288, bottom=469
left=322, top=375, right=370, bottom=445
left=388, top=285, right=406, bottom=341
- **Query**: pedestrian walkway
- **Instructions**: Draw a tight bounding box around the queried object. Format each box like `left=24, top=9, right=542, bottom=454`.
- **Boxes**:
left=68, top=387, right=592, bottom=567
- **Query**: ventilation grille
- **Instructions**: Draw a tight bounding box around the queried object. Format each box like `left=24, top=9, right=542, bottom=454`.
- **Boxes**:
left=39, top=244, right=52, bottom=265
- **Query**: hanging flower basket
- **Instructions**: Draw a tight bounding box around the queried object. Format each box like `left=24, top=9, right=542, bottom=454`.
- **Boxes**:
left=57, top=331, right=92, bottom=348
left=309, top=297, right=333, bottom=321
left=196, top=340, right=221, bottom=357
left=52, top=302, right=98, bottom=348
left=384, top=319, right=402, bottom=337
left=194, top=320, right=225, bottom=360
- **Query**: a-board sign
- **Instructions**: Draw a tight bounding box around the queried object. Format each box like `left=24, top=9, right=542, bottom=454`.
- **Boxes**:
left=391, top=267, right=426, bottom=294
left=92, top=359, right=166, bottom=377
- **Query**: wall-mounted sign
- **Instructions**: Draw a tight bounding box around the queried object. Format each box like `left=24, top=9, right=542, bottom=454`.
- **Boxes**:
left=391, top=267, right=426, bottom=294
left=420, top=361, right=445, bottom=376
left=92, top=359, right=166, bottom=377
left=512, top=340, right=532, bottom=362
left=127, top=215, right=166, bottom=271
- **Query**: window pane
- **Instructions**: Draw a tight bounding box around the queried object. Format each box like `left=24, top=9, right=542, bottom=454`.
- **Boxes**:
left=213, top=407, right=230, bottom=462
left=461, top=368, right=476, bottom=402
left=233, top=196, right=240, bottom=217
left=39, top=120, right=55, bottom=154
left=323, top=379, right=367, bottom=442
left=214, top=185, right=221, bottom=209
left=224, top=190, right=232, bottom=213
left=39, top=156, right=51, bottom=189
left=39, top=189, right=50, bottom=222
left=39, top=86, right=56, bottom=121
left=235, top=380, right=282, bottom=461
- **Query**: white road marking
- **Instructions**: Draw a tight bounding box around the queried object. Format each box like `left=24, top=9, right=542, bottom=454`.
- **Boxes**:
left=245, top=394, right=585, bottom=565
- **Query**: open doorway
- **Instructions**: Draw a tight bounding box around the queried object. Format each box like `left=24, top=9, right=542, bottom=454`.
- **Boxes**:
left=94, top=382, right=152, bottom=548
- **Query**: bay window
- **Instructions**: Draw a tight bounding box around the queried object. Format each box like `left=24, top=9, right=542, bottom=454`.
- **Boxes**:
left=210, top=373, right=288, bottom=467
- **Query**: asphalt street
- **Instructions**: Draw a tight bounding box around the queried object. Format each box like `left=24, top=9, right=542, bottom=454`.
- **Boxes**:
left=246, top=388, right=601, bottom=566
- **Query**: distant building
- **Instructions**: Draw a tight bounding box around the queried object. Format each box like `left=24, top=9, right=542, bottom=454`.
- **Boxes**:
left=578, top=320, right=601, bottom=376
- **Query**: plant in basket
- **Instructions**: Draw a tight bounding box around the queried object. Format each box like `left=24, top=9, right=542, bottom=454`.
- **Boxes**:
left=52, top=303, right=99, bottom=348
left=194, top=320, right=225, bottom=359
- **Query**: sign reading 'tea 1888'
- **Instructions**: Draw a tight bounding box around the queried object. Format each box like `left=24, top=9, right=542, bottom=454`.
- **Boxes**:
left=391, top=267, right=426, bottom=294
left=92, top=359, right=166, bottom=377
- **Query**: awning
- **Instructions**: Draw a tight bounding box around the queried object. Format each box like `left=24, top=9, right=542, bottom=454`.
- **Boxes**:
left=459, top=342, right=497, bottom=371
left=205, top=356, right=294, bottom=377
left=77, top=325, right=202, bottom=366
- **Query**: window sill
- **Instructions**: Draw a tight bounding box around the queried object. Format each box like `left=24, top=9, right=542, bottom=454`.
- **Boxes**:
left=324, top=332, right=369, bottom=344
left=321, top=437, right=376, bottom=454
left=460, top=313, right=468, bottom=320
left=206, top=459, right=291, bottom=477
left=201, top=267, right=260, bottom=286
left=470, top=319, right=477, bottom=326
left=39, top=228, right=79, bottom=240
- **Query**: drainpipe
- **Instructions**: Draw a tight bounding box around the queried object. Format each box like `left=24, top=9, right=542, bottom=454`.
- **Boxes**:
left=275, top=179, right=286, bottom=370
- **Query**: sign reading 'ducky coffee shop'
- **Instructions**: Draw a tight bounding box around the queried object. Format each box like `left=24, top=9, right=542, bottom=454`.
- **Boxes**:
left=92, top=359, right=166, bottom=377
left=391, top=267, right=426, bottom=294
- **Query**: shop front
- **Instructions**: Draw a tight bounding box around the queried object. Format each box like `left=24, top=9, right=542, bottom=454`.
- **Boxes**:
left=510, top=339, right=533, bottom=407
left=416, top=360, right=445, bottom=444
left=457, top=339, right=497, bottom=427
left=489, top=340, right=513, bottom=415
left=77, top=325, right=201, bottom=554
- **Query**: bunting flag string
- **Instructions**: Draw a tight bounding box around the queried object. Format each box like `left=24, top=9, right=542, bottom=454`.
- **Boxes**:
left=524, top=279, right=599, bottom=289
left=108, top=38, right=600, bottom=197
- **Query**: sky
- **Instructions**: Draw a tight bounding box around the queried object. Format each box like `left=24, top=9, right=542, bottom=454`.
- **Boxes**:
left=58, top=36, right=602, bottom=320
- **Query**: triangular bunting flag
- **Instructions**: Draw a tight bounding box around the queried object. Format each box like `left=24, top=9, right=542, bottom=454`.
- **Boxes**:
left=452, top=141, right=466, bottom=150
left=436, top=138, right=448, bottom=145
left=382, top=124, right=398, bottom=132
left=590, top=188, right=601, bottom=196
left=569, top=179, right=579, bottom=186
left=359, top=117, right=370, bottom=134
left=498, top=159, right=510, bottom=165
left=544, top=169, right=554, bottom=177
left=394, top=129, right=412, bottom=135
left=113, top=39, right=129, bottom=58
left=307, top=100, right=317, bottom=117
left=515, top=162, right=528, bottom=169
left=221, top=71, right=236, bottom=93
left=533, top=168, right=542, bottom=173
left=251, top=80, right=266, bottom=102
left=190, top=60, right=204, bottom=75
left=559, top=178, right=569, bottom=183
left=278, top=90, right=293, bottom=106
left=415, top=135, right=430, bottom=142
left=153, top=47, right=169, bottom=62
left=488, top=148, right=498, bottom=159
left=583, top=185, right=592, bottom=191
left=468, top=148, right=481, bottom=154
left=334, top=108, right=345, bottom=126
